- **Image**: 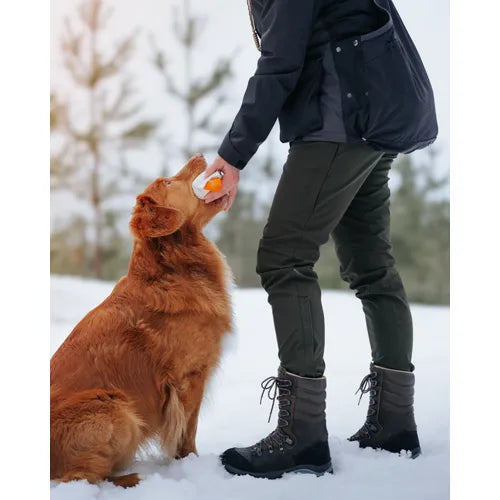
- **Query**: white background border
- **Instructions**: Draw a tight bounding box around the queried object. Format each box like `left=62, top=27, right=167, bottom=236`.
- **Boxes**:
left=1, top=1, right=49, bottom=498
left=2, top=1, right=499, bottom=498
left=450, top=0, right=500, bottom=498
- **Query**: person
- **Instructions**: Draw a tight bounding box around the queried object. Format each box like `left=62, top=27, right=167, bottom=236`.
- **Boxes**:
left=204, top=0, right=437, bottom=478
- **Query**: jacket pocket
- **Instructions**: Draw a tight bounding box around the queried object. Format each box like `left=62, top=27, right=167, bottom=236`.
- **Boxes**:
left=279, top=57, right=324, bottom=142
left=360, top=24, right=436, bottom=152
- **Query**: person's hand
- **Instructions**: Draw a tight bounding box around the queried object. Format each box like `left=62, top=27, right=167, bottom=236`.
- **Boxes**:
left=204, top=155, right=240, bottom=211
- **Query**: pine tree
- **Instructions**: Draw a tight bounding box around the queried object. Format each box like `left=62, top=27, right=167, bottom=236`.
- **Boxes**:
left=315, top=151, right=449, bottom=304
left=215, top=143, right=281, bottom=286
left=150, top=0, right=234, bottom=161
left=149, top=1, right=286, bottom=287
left=390, top=150, right=450, bottom=304
left=53, top=0, right=158, bottom=278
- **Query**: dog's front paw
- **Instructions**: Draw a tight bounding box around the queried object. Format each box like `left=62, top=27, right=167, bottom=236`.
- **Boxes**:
left=175, top=446, right=198, bottom=459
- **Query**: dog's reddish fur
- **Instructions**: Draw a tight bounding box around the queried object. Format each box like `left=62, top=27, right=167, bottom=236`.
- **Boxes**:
left=50, top=155, right=232, bottom=487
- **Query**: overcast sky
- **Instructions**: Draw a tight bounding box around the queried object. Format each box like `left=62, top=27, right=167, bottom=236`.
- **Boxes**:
left=51, top=0, right=449, bottom=201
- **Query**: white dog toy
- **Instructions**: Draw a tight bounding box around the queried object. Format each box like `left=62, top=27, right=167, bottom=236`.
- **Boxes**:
left=192, top=170, right=224, bottom=200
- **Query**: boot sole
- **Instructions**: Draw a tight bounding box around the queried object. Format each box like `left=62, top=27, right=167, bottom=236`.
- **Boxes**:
left=351, top=429, right=422, bottom=459
left=223, top=461, right=333, bottom=479
left=353, top=440, right=422, bottom=459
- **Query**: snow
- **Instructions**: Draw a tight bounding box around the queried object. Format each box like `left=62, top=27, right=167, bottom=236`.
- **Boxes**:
left=51, top=275, right=449, bottom=499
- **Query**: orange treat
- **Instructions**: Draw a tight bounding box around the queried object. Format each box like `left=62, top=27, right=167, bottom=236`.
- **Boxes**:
left=204, top=177, right=222, bottom=192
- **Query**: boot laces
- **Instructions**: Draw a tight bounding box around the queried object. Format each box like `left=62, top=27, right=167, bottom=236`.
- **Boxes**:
left=252, top=375, right=293, bottom=455
left=353, top=370, right=379, bottom=438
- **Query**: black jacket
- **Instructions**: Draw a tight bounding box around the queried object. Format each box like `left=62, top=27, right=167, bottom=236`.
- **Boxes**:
left=218, top=0, right=438, bottom=169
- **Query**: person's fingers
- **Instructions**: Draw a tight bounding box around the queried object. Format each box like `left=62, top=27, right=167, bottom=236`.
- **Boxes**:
left=204, top=164, right=219, bottom=178
left=205, top=175, right=238, bottom=203
left=204, top=188, right=227, bottom=203
left=225, top=188, right=238, bottom=211
left=222, top=191, right=231, bottom=211
left=203, top=157, right=239, bottom=204
left=204, top=157, right=223, bottom=178
left=204, top=179, right=233, bottom=203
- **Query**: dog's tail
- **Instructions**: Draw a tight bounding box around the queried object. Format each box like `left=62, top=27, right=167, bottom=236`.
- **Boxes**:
left=159, top=384, right=187, bottom=457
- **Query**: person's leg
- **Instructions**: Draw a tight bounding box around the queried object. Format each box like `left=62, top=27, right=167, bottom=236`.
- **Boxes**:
left=257, top=141, right=383, bottom=377
left=332, top=153, right=413, bottom=370
left=221, top=141, right=384, bottom=478
left=331, top=153, right=420, bottom=457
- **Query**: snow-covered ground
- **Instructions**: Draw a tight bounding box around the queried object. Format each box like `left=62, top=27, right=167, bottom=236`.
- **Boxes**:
left=50, top=275, right=449, bottom=500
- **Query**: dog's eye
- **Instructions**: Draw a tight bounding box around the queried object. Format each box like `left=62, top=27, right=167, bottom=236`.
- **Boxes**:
left=163, top=180, right=172, bottom=186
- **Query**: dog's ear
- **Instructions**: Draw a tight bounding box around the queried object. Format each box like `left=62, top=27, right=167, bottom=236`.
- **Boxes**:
left=130, top=195, right=185, bottom=238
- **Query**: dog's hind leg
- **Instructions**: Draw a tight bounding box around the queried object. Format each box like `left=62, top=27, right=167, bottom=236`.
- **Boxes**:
left=51, top=389, right=145, bottom=487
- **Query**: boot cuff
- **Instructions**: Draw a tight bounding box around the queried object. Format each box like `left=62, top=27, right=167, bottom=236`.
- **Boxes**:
left=278, top=366, right=327, bottom=390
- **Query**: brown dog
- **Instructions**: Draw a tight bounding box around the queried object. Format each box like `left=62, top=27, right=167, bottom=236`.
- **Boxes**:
left=50, top=155, right=232, bottom=488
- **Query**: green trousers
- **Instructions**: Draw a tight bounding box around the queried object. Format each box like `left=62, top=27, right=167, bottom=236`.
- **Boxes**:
left=257, top=141, right=413, bottom=377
